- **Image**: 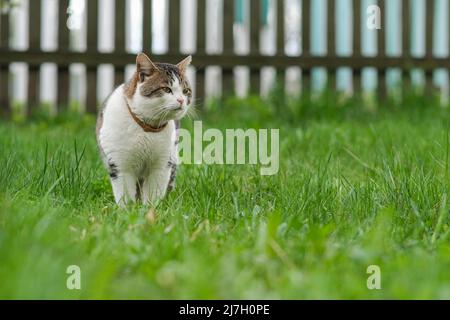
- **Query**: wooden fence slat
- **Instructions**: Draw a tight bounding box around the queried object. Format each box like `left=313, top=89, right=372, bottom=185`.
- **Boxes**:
left=196, top=68, right=205, bottom=105
left=425, top=0, right=435, bottom=95
left=352, top=0, right=361, bottom=55
left=0, top=68, right=9, bottom=117
left=57, top=0, right=70, bottom=111
left=197, top=0, right=206, bottom=53
left=27, top=67, right=40, bottom=113
left=402, top=0, right=411, bottom=92
left=276, top=0, right=285, bottom=88
left=114, top=0, right=126, bottom=86
left=143, top=0, right=152, bottom=53
left=378, top=0, right=386, bottom=99
left=6, top=51, right=450, bottom=70
left=352, top=0, right=361, bottom=94
left=114, top=0, right=125, bottom=52
left=327, top=0, right=335, bottom=56
left=28, top=0, right=41, bottom=114
left=0, top=10, right=8, bottom=46
left=377, top=0, right=385, bottom=56
left=222, top=0, right=235, bottom=96
left=86, top=70, right=97, bottom=113
left=249, top=70, right=260, bottom=95
left=426, top=0, right=434, bottom=58
left=302, top=0, right=310, bottom=55
left=168, top=0, right=181, bottom=53
left=87, top=0, right=98, bottom=50
left=276, top=0, right=285, bottom=55
left=0, top=65, right=9, bottom=117
left=57, top=69, right=70, bottom=111
left=86, top=0, right=98, bottom=113
left=0, top=11, right=10, bottom=117
left=302, top=0, right=311, bottom=93
left=250, top=0, right=261, bottom=94
left=302, top=69, right=311, bottom=95
left=29, top=0, right=41, bottom=49
left=114, top=69, right=125, bottom=87
left=196, top=0, right=206, bottom=101
left=402, top=0, right=410, bottom=56
left=327, top=0, right=336, bottom=90
left=250, top=0, right=261, bottom=53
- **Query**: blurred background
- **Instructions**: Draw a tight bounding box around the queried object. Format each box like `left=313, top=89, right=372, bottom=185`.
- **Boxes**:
left=0, top=0, right=449, bottom=116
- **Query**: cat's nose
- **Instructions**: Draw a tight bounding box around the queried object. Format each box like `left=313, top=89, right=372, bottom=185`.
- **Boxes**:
left=177, top=98, right=184, bottom=106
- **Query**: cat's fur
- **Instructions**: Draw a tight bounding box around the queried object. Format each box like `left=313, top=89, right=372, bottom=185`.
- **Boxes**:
left=96, top=53, right=192, bottom=205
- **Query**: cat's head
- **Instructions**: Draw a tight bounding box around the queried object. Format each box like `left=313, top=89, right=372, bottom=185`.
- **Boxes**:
left=125, top=53, right=192, bottom=124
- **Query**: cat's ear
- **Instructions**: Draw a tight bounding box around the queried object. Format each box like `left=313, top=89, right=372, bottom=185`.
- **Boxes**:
left=136, top=53, right=158, bottom=82
left=177, top=55, right=192, bottom=73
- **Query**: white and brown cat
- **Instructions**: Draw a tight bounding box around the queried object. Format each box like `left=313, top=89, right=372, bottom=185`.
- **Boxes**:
left=96, top=53, right=192, bottom=205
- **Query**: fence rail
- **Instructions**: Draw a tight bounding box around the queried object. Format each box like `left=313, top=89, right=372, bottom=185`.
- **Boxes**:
left=0, top=0, right=447, bottom=118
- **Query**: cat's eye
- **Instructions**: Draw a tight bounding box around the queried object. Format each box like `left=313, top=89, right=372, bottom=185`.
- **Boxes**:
left=183, top=88, right=191, bottom=95
left=162, top=87, right=172, bottom=94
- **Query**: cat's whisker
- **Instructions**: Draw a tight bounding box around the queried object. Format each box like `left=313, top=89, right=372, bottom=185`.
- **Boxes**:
left=152, top=106, right=170, bottom=123
left=158, top=109, right=171, bottom=127
left=188, top=104, right=200, bottom=116
left=186, top=107, right=198, bottom=120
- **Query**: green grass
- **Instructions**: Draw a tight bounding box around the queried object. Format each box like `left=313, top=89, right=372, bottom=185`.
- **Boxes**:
left=1, top=92, right=450, bottom=299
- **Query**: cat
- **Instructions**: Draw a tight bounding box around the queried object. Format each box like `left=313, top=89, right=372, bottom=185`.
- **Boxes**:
left=96, top=53, right=192, bottom=206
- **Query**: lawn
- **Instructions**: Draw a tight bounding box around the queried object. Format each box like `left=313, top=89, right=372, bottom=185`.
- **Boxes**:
left=0, top=92, right=449, bottom=299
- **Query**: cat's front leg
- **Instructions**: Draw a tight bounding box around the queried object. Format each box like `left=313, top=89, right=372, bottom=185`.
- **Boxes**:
left=110, top=172, right=138, bottom=206
left=142, top=167, right=172, bottom=205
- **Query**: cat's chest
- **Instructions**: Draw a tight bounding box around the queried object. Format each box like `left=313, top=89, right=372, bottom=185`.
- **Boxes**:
left=132, top=133, right=171, bottom=156
left=120, top=125, right=175, bottom=165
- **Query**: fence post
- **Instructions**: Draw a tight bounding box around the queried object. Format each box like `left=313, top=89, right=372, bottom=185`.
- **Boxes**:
left=168, top=0, right=181, bottom=54
left=302, top=0, right=311, bottom=94
left=196, top=0, right=206, bottom=103
left=114, top=0, right=126, bottom=87
left=57, top=0, right=70, bottom=113
left=402, top=0, right=411, bottom=92
left=276, top=0, right=285, bottom=90
left=143, top=0, right=152, bottom=53
left=378, top=0, right=386, bottom=100
left=352, top=0, right=361, bottom=95
left=327, top=0, right=336, bottom=92
left=28, top=0, right=41, bottom=116
left=86, top=0, right=98, bottom=114
left=250, top=0, right=261, bottom=95
left=223, top=0, right=235, bottom=97
left=425, top=0, right=435, bottom=96
left=0, top=9, right=10, bottom=118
